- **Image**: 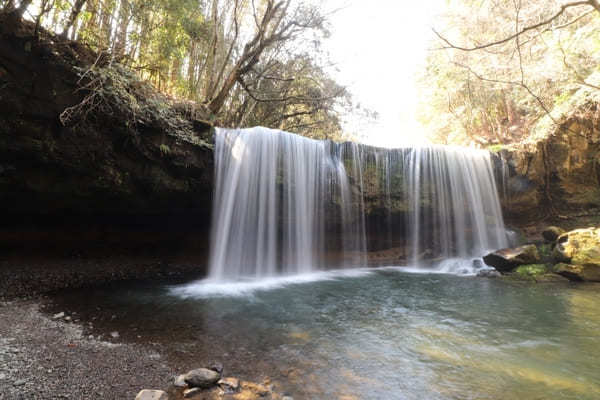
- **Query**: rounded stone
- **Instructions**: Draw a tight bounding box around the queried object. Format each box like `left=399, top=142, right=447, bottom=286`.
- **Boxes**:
left=183, top=368, right=221, bottom=388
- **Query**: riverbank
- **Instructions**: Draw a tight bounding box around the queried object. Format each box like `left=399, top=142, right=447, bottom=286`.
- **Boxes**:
left=0, top=298, right=175, bottom=399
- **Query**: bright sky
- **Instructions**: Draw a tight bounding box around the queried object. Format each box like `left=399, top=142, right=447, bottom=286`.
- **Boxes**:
left=325, top=0, right=445, bottom=147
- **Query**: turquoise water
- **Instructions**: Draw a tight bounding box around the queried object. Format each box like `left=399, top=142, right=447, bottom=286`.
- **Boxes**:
left=49, top=268, right=600, bottom=399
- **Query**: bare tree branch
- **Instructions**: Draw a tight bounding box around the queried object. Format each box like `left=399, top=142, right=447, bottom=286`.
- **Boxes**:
left=432, top=1, right=598, bottom=52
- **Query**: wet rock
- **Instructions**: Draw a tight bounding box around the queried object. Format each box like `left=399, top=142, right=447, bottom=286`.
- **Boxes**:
left=476, top=269, right=501, bottom=278
left=218, top=377, right=239, bottom=392
left=183, top=368, right=221, bottom=388
left=483, top=245, right=540, bottom=272
left=542, top=226, right=564, bottom=243
left=135, top=389, right=168, bottom=400
left=552, top=228, right=600, bottom=281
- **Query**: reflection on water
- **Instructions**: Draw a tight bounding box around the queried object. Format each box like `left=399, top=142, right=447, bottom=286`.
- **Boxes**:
left=48, top=269, right=600, bottom=400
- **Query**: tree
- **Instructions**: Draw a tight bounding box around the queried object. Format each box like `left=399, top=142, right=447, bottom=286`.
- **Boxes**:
left=2, top=0, right=351, bottom=140
left=419, top=0, right=600, bottom=146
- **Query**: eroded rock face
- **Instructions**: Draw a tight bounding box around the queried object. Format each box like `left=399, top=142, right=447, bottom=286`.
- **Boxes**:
left=553, top=228, right=600, bottom=281
left=496, top=105, right=600, bottom=227
left=483, top=245, right=540, bottom=272
left=0, top=13, right=214, bottom=223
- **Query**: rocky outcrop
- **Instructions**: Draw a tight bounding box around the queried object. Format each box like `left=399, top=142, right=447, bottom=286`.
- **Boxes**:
left=552, top=228, right=600, bottom=282
left=0, top=12, right=214, bottom=221
left=495, top=85, right=600, bottom=227
left=483, top=245, right=540, bottom=272
left=0, top=13, right=215, bottom=296
left=483, top=227, right=600, bottom=282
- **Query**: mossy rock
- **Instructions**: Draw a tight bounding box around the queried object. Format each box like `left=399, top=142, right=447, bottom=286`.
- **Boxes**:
left=510, top=264, right=568, bottom=282
left=552, top=228, right=600, bottom=281
left=514, top=264, right=548, bottom=277
left=554, top=262, right=600, bottom=282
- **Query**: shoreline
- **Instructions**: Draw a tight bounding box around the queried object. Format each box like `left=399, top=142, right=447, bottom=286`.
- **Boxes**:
left=0, top=298, right=175, bottom=399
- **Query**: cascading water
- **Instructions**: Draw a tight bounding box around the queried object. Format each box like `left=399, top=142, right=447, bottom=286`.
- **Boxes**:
left=209, top=127, right=507, bottom=280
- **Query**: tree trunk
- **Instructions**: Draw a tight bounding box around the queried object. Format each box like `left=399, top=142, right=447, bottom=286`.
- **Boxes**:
left=203, top=0, right=219, bottom=100
left=61, top=0, right=87, bottom=37
left=113, top=0, right=130, bottom=58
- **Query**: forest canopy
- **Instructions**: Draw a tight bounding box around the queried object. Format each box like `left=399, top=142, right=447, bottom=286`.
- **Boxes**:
left=0, top=0, right=359, bottom=140
left=3, top=0, right=600, bottom=146
left=419, top=0, right=600, bottom=147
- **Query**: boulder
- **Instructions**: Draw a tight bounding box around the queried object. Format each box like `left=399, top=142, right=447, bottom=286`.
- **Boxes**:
left=555, top=263, right=600, bottom=282
left=135, top=390, right=168, bottom=400
left=542, top=226, right=564, bottom=243
left=483, top=245, right=540, bottom=272
left=552, top=228, right=600, bottom=281
left=183, top=368, right=221, bottom=388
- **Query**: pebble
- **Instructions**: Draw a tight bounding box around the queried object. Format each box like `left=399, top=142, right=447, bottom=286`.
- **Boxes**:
left=13, top=379, right=27, bottom=386
left=110, top=331, right=119, bottom=338
left=64, top=316, right=72, bottom=322
left=52, top=312, right=65, bottom=320
left=0, top=373, right=6, bottom=380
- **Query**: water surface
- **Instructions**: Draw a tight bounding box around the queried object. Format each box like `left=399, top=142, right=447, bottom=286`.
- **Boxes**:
left=49, top=269, right=600, bottom=399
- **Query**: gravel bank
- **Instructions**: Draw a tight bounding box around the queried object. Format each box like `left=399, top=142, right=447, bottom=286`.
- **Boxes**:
left=0, top=299, right=174, bottom=399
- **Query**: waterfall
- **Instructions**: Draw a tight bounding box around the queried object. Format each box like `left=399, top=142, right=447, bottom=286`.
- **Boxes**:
left=209, top=127, right=507, bottom=280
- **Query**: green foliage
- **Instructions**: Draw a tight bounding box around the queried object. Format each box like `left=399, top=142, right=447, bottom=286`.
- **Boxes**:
left=514, top=264, right=549, bottom=279
left=159, top=144, right=171, bottom=155
left=26, top=0, right=350, bottom=140
left=487, top=144, right=506, bottom=153
left=538, top=243, right=552, bottom=258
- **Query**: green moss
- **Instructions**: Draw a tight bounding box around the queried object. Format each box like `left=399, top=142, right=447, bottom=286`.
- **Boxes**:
left=538, top=243, right=552, bottom=258
left=514, top=264, right=549, bottom=279
left=487, top=144, right=506, bottom=153
left=159, top=144, right=171, bottom=155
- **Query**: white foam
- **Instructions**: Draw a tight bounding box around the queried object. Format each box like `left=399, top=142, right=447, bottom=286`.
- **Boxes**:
left=169, top=268, right=374, bottom=298
left=378, top=257, right=488, bottom=276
